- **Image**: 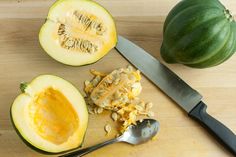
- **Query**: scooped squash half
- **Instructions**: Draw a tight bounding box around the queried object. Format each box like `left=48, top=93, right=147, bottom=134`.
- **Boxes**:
left=39, top=0, right=117, bottom=66
left=10, top=75, right=88, bottom=153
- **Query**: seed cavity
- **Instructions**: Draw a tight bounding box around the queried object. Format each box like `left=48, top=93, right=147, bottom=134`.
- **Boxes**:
left=73, top=11, right=106, bottom=35
left=58, top=24, right=98, bottom=53
left=57, top=10, right=107, bottom=53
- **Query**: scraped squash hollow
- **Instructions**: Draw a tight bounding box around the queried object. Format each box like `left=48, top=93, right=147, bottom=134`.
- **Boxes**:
left=39, top=0, right=117, bottom=66
left=11, top=75, right=88, bottom=153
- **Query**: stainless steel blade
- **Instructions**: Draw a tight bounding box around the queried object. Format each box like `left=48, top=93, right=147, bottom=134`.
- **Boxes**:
left=116, top=35, right=202, bottom=113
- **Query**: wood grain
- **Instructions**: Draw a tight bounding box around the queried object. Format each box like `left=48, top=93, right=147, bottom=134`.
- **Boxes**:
left=0, top=0, right=236, bottom=157
left=0, top=0, right=236, bottom=18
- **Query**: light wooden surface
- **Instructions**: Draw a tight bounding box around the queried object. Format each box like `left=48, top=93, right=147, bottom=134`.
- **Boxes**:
left=0, top=0, right=236, bottom=157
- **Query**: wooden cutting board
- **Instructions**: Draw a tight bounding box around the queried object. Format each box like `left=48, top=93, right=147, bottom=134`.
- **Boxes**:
left=0, top=0, right=236, bottom=157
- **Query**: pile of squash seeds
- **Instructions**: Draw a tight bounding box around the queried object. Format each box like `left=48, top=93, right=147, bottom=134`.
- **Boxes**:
left=84, top=66, right=154, bottom=134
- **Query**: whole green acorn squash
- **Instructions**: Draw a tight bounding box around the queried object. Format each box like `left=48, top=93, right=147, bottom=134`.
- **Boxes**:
left=161, top=0, right=236, bottom=68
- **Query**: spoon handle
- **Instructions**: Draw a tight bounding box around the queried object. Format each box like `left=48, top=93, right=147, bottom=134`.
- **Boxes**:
left=59, top=137, right=122, bottom=157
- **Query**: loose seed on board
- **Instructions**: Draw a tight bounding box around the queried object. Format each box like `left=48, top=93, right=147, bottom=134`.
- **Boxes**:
left=127, top=65, right=133, bottom=71
left=135, top=105, right=144, bottom=111
left=85, top=80, right=90, bottom=86
left=96, top=107, right=104, bottom=114
left=139, top=119, right=143, bottom=123
left=147, top=111, right=155, bottom=117
left=87, top=105, right=95, bottom=114
left=138, top=101, right=145, bottom=108
left=145, top=102, right=153, bottom=110
left=111, top=112, right=118, bottom=121
left=92, top=76, right=101, bottom=86
left=104, top=124, right=112, bottom=134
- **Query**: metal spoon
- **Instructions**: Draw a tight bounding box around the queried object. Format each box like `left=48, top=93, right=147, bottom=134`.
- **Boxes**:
left=60, top=119, right=160, bottom=157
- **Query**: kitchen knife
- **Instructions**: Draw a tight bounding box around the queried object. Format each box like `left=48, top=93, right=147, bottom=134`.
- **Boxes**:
left=115, top=35, right=236, bottom=155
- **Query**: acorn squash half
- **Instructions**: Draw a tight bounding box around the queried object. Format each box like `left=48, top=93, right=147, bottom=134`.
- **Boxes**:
left=39, top=0, right=117, bottom=66
left=10, top=75, right=88, bottom=154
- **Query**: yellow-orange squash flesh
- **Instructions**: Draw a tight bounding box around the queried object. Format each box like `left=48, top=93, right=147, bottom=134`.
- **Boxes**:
left=39, top=0, right=117, bottom=66
left=11, top=75, right=88, bottom=153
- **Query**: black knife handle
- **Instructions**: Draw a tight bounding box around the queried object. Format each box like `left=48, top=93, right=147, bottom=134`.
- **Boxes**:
left=189, top=101, right=236, bottom=155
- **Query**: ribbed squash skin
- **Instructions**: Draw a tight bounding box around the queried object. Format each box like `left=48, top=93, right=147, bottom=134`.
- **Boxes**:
left=161, top=0, right=236, bottom=68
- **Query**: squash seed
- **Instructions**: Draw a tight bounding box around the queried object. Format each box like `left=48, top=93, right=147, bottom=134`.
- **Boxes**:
left=85, top=80, right=90, bottom=86
left=83, top=66, right=156, bottom=134
left=145, top=102, right=153, bottom=110
left=111, top=112, right=118, bottom=121
left=104, top=124, right=112, bottom=134
left=147, top=111, right=155, bottom=117
left=135, top=105, right=144, bottom=111
left=96, top=107, right=103, bottom=114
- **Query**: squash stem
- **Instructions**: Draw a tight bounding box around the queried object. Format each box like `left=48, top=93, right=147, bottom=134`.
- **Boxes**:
left=20, top=82, right=28, bottom=93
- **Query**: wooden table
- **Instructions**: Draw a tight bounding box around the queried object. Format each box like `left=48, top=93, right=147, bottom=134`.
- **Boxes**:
left=0, top=0, right=236, bottom=156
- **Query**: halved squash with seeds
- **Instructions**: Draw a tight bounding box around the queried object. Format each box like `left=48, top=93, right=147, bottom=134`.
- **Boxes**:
left=39, top=0, right=117, bottom=66
left=10, top=75, right=88, bottom=153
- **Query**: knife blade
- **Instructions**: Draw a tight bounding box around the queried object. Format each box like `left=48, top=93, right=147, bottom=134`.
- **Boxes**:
left=115, top=35, right=236, bottom=155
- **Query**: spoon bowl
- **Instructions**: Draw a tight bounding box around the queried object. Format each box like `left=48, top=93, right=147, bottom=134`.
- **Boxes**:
left=60, top=119, right=160, bottom=157
left=121, top=119, right=159, bottom=145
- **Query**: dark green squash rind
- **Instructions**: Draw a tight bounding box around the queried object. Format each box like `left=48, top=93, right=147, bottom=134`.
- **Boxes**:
left=163, top=0, right=225, bottom=33
left=161, top=7, right=226, bottom=64
left=161, top=0, right=236, bottom=68
left=162, top=16, right=229, bottom=64
left=210, top=21, right=236, bottom=66
left=232, top=22, right=236, bottom=52
left=164, top=7, right=224, bottom=41
left=173, top=17, right=229, bottom=64
left=184, top=22, right=236, bottom=68
left=10, top=106, right=58, bottom=155
left=161, top=43, right=175, bottom=63
left=185, top=24, right=236, bottom=68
